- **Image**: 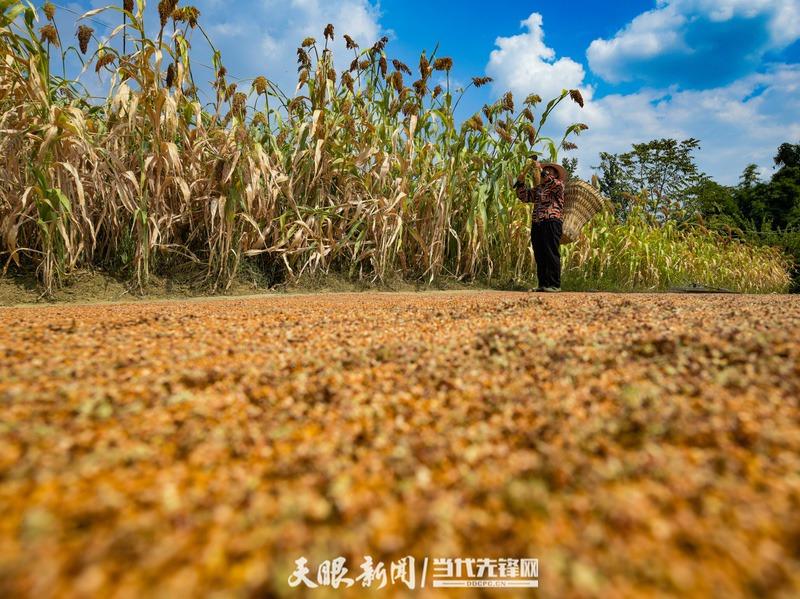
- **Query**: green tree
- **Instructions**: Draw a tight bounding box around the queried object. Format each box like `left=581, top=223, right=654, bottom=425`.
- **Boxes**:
left=739, top=163, right=761, bottom=189
left=735, top=144, right=800, bottom=231
left=594, top=138, right=703, bottom=221
left=774, top=142, right=800, bottom=169
left=730, top=143, right=800, bottom=292
left=561, top=156, right=578, bottom=178
left=687, top=178, right=742, bottom=230
left=594, top=151, right=634, bottom=219
left=769, top=142, right=800, bottom=230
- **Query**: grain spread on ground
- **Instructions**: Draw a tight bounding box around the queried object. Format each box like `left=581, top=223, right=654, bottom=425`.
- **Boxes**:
left=1, top=292, right=799, bottom=597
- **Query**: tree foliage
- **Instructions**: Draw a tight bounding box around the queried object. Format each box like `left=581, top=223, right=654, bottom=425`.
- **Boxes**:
left=594, top=139, right=800, bottom=292
left=687, top=179, right=743, bottom=230
left=736, top=143, right=800, bottom=232
left=698, top=143, right=800, bottom=292
left=594, top=138, right=703, bottom=221
left=774, top=142, right=800, bottom=170
left=561, top=156, right=578, bottom=178
left=595, top=151, right=633, bottom=219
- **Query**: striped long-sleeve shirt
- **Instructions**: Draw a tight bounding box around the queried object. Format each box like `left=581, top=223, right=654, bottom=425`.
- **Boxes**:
left=515, top=179, right=565, bottom=223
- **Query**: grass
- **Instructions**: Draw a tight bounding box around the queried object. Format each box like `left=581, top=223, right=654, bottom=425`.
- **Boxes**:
left=563, top=208, right=792, bottom=293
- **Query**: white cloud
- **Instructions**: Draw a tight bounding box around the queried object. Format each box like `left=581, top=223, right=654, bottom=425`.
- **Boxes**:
left=586, top=6, right=686, bottom=82
left=208, top=23, right=247, bottom=37
left=484, top=12, right=800, bottom=184
left=674, top=0, right=800, bottom=44
left=486, top=13, right=587, bottom=103
left=588, top=0, right=800, bottom=85
left=569, top=65, right=800, bottom=184
left=182, top=0, right=383, bottom=94
left=48, top=0, right=383, bottom=99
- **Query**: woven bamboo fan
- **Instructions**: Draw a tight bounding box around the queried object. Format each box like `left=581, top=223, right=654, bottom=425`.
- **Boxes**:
left=561, top=179, right=609, bottom=244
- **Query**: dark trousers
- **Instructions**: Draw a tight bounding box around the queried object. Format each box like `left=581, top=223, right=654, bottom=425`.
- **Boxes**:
left=531, top=219, right=562, bottom=288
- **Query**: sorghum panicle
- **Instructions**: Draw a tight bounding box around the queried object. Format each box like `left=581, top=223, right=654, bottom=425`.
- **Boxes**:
left=40, top=25, right=58, bottom=47
left=433, top=57, right=453, bottom=71
left=77, top=25, right=93, bottom=54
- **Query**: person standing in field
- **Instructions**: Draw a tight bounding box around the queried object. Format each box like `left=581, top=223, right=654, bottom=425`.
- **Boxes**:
left=514, top=160, right=567, bottom=292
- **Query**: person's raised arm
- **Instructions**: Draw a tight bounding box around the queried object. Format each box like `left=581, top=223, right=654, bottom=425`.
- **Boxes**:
left=514, top=177, right=533, bottom=203
left=514, top=159, right=541, bottom=203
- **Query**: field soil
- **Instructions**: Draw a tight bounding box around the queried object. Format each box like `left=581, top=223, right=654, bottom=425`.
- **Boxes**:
left=1, top=291, right=798, bottom=597
left=0, top=271, right=471, bottom=306
left=0, top=270, right=280, bottom=306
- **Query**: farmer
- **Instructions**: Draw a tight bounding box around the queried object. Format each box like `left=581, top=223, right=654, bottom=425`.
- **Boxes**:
left=514, top=160, right=567, bottom=292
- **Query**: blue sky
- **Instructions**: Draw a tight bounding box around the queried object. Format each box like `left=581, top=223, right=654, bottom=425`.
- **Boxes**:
left=53, top=0, right=800, bottom=183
